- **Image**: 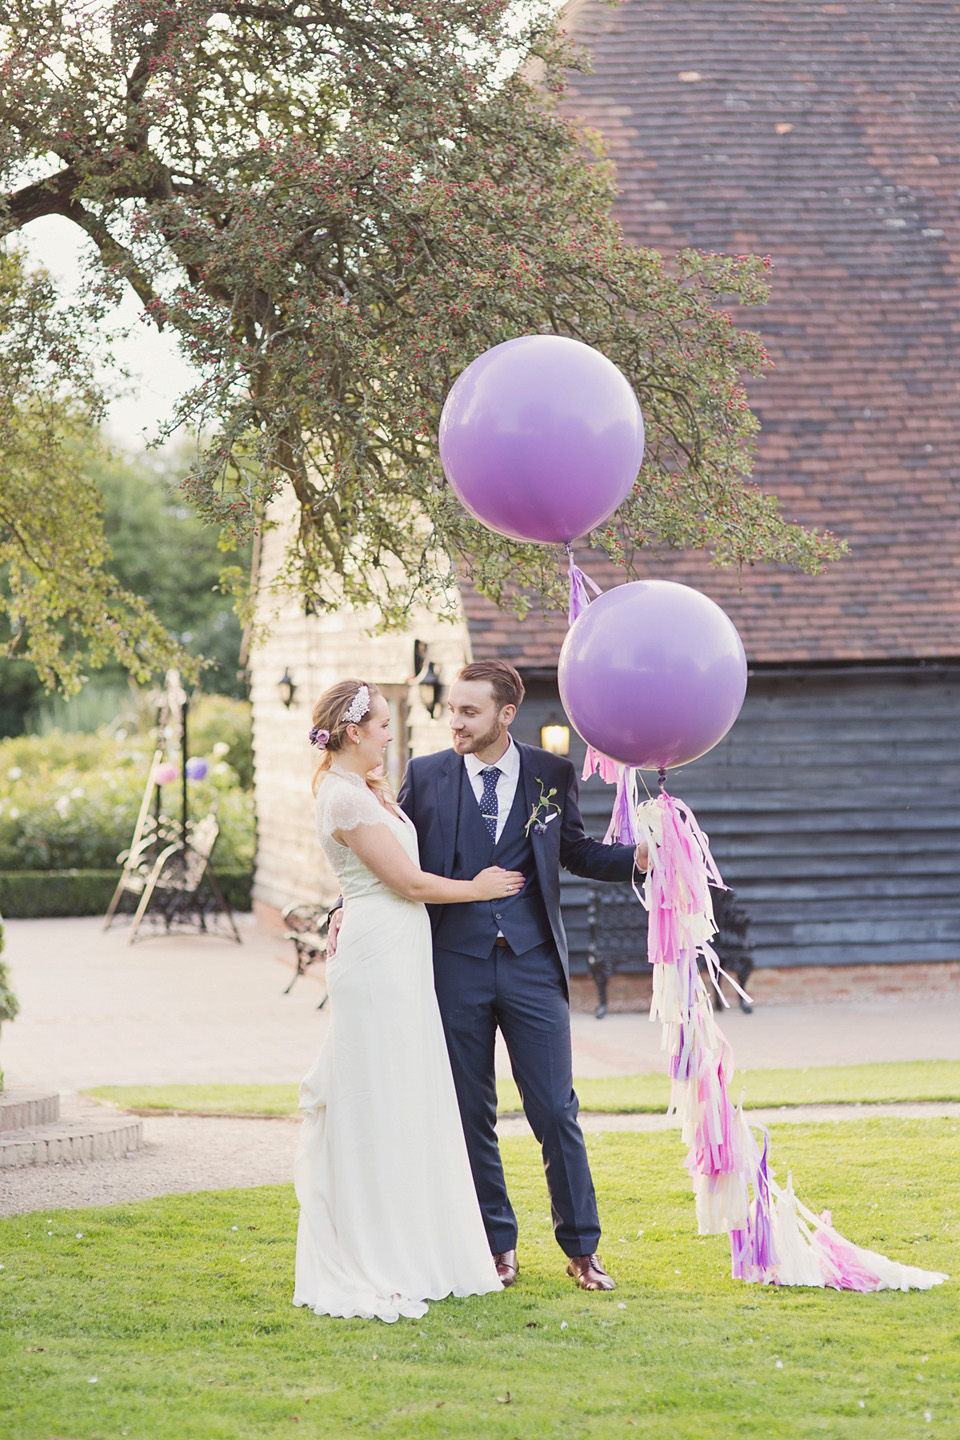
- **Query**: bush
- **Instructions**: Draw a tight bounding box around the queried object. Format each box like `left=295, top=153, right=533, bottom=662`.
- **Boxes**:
left=0, top=869, right=252, bottom=919
left=0, top=914, right=17, bottom=1092
left=187, top=694, right=253, bottom=790
left=0, top=726, right=255, bottom=873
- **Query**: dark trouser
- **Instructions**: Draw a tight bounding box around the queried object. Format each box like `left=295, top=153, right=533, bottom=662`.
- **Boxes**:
left=432, top=937, right=601, bottom=1258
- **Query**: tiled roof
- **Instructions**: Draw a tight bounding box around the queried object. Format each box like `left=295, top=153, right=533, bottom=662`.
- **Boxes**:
left=466, top=0, right=960, bottom=666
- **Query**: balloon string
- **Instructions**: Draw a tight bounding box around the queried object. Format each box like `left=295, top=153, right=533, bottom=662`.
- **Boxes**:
left=567, top=545, right=614, bottom=785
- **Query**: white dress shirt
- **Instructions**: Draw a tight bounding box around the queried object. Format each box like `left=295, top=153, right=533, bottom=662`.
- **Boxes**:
left=463, top=736, right=520, bottom=845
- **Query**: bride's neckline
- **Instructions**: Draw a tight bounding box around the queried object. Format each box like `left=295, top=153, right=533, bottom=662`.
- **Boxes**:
left=329, top=761, right=367, bottom=786
left=328, top=761, right=402, bottom=817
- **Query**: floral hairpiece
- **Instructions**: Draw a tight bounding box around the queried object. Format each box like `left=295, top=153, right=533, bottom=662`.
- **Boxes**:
left=309, top=726, right=330, bottom=750
left=341, top=684, right=370, bottom=725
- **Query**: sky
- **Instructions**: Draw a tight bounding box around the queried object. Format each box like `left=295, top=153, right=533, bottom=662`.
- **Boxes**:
left=22, top=214, right=197, bottom=453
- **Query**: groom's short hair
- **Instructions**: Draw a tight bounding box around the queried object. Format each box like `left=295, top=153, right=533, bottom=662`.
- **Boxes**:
left=457, top=660, right=525, bottom=713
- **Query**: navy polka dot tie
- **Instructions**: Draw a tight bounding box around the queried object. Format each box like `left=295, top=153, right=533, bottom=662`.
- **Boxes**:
left=480, top=766, right=501, bottom=841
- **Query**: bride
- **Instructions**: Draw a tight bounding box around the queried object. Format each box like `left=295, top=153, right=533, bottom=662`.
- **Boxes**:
left=293, top=678, right=524, bottom=1322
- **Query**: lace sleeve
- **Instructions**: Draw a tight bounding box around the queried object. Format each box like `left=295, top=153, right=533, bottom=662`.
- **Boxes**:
left=315, top=776, right=388, bottom=841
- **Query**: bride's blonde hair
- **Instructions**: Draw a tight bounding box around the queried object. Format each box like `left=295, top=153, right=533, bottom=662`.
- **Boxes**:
left=310, top=679, right=394, bottom=808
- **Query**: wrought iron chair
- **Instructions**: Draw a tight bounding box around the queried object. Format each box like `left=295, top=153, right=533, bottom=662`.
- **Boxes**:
left=281, top=903, right=329, bottom=1008
left=586, top=881, right=754, bottom=1016
left=105, top=813, right=240, bottom=944
left=586, top=882, right=647, bottom=1018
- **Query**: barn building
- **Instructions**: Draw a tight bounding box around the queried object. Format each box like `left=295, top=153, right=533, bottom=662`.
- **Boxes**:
left=249, top=0, right=960, bottom=994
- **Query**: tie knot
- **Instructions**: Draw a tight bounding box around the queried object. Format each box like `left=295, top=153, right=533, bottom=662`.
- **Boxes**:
left=482, top=767, right=501, bottom=782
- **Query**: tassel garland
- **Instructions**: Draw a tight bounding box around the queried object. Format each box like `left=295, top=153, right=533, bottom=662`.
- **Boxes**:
left=634, top=787, right=947, bottom=1293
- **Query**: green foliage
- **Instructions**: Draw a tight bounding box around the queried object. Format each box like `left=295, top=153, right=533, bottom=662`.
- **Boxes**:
left=0, top=911, right=14, bottom=1091
left=0, top=247, right=190, bottom=694
left=0, top=959, right=14, bottom=1025
left=0, top=1123, right=956, bottom=1438
left=0, top=723, right=254, bottom=872
left=28, top=680, right=142, bottom=739
left=188, top=694, right=254, bottom=790
left=0, top=442, right=251, bottom=736
left=0, top=868, right=252, bottom=919
left=92, top=445, right=250, bottom=699
left=0, top=2, right=846, bottom=636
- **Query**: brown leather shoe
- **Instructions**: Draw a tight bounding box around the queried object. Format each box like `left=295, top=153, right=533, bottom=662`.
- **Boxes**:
left=566, top=1253, right=616, bottom=1291
left=493, top=1249, right=518, bottom=1287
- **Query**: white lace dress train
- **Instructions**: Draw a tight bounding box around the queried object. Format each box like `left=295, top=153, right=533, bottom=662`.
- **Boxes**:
left=293, top=766, right=501, bottom=1322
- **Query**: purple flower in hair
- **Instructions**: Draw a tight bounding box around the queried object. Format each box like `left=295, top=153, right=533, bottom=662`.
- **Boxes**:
left=309, top=726, right=330, bottom=750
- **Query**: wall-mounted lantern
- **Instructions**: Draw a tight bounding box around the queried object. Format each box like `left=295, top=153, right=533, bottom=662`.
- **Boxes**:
left=278, top=668, right=297, bottom=709
left=417, top=659, right=443, bottom=719
left=413, top=639, right=443, bottom=718
left=540, top=718, right=570, bottom=756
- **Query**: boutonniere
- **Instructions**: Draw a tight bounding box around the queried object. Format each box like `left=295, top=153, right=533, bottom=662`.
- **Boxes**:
left=524, top=778, right=561, bottom=836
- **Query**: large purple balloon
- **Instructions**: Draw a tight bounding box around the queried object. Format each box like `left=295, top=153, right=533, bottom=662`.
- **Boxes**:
left=558, top=581, right=747, bottom=770
left=438, top=335, right=644, bottom=544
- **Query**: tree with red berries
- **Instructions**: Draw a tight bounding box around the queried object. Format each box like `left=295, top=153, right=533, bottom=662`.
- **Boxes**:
left=0, top=246, right=190, bottom=689
left=1, top=0, right=843, bottom=637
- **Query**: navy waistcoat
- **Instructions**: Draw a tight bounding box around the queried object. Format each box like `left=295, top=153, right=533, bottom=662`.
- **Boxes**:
left=431, top=760, right=554, bottom=959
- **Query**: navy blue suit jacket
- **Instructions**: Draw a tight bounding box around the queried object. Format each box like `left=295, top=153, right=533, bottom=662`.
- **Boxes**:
left=397, top=742, right=636, bottom=984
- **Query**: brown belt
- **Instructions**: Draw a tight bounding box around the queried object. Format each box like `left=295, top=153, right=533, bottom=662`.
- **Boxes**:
left=494, top=936, right=509, bottom=947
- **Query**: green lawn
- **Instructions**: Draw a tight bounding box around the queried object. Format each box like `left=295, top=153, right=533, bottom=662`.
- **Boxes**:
left=86, top=1058, right=960, bottom=1119
left=1, top=1120, right=956, bottom=1439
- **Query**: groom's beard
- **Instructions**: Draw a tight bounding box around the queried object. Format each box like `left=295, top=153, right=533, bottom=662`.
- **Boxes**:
left=452, top=719, right=504, bottom=755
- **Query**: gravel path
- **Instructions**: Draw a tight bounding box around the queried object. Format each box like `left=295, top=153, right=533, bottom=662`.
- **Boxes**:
left=4, top=1100, right=959, bottom=1218
left=3, top=916, right=958, bottom=1218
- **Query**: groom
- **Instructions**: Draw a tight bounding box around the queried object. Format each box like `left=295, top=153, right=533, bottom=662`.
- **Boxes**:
left=397, top=659, right=645, bottom=1292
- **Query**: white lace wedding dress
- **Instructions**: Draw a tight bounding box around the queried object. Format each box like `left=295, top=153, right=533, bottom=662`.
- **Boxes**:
left=293, top=764, right=502, bottom=1322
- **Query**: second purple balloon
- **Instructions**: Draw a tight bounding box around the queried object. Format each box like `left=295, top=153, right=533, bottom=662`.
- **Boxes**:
left=557, top=580, right=748, bottom=771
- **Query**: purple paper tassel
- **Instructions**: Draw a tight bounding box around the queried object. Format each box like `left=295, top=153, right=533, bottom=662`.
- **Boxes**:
left=751, top=1132, right=778, bottom=1274
left=566, top=544, right=602, bottom=627
left=730, top=1228, right=752, bottom=1281
left=604, top=765, right=640, bottom=844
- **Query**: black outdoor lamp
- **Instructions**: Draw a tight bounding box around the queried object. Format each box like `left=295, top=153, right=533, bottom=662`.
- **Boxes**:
left=278, top=668, right=297, bottom=709
left=540, top=716, right=570, bottom=756
left=417, top=659, right=443, bottom=719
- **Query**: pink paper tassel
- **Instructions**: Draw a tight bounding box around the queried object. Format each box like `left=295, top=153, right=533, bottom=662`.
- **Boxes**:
left=582, top=747, right=619, bottom=785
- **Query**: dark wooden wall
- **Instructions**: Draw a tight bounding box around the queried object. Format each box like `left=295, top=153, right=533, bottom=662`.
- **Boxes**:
left=515, top=668, right=960, bottom=972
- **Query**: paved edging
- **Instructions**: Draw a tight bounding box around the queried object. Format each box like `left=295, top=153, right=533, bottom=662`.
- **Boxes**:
left=0, top=1092, right=144, bottom=1170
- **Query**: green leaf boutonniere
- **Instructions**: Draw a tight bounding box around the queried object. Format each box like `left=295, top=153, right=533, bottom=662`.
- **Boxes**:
left=524, top=778, right=561, bottom=837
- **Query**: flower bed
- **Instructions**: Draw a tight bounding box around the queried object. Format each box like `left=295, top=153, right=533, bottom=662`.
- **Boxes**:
left=0, top=719, right=255, bottom=919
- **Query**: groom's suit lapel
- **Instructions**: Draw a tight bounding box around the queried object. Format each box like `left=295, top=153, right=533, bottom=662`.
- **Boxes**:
left=436, top=750, right=463, bottom=878
left=517, top=744, right=553, bottom=895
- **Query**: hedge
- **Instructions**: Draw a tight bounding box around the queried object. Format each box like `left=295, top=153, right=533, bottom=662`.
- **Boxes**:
left=0, top=869, right=253, bottom=919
